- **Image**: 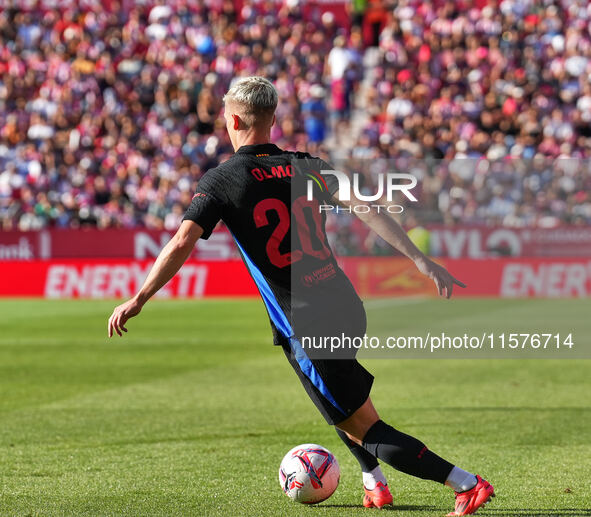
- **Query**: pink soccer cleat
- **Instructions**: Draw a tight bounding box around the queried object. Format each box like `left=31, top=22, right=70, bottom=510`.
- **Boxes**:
left=363, top=481, right=393, bottom=509
left=447, top=475, right=495, bottom=515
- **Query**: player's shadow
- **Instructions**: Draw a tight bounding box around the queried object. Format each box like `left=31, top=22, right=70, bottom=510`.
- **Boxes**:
left=320, top=506, right=591, bottom=515
left=486, top=510, right=591, bottom=516
left=319, top=504, right=442, bottom=511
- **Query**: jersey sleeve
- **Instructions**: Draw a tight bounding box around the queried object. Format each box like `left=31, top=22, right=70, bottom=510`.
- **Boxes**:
left=183, top=169, right=226, bottom=240
left=293, top=154, right=341, bottom=202
left=317, top=158, right=340, bottom=197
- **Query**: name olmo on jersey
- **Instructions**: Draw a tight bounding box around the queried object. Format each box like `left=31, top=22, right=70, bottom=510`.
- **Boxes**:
left=306, top=170, right=418, bottom=214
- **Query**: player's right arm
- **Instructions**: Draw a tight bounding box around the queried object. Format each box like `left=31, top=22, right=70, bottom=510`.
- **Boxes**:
left=108, top=167, right=225, bottom=337
left=107, top=220, right=203, bottom=337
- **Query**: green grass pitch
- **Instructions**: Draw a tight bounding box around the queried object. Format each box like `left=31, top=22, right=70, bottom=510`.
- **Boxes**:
left=0, top=298, right=590, bottom=517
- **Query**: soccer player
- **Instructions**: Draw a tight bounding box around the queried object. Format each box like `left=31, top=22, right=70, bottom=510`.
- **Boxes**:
left=108, top=77, right=494, bottom=515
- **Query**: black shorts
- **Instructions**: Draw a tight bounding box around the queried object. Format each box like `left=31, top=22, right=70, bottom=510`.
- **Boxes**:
left=282, top=342, right=374, bottom=425
left=283, top=298, right=373, bottom=425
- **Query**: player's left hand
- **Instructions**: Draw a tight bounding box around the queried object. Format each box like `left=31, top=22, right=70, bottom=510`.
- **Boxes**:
left=108, top=297, right=143, bottom=337
left=414, top=257, right=466, bottom=299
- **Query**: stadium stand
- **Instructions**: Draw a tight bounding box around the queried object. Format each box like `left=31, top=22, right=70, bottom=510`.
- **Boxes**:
left=0, top=0, right=590, bottom=238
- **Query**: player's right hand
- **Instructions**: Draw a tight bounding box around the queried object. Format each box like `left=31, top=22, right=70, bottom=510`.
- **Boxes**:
left=414, top=257, right=466, bottom=299
left=108, top=297, right=143, bottom=337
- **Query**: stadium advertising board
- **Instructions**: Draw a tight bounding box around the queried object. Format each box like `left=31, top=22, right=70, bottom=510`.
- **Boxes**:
left=0, top=229, right=236, bottom=260
left=1, top=258, right=589, bottom=299
left=341, top=257, right=591, bottom=298
left=2, top=226, right=591, bottom=260
left=427, top=226, right=591, bottom=258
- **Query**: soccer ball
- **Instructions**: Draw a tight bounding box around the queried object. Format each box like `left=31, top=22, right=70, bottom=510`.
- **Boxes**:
left=278, top=443, right=340, bottom=504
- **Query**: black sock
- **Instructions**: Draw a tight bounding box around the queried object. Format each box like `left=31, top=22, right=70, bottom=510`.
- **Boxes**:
left=335, top=428, right=379, bottom=472
left=361, top=420, right=453, bottom=484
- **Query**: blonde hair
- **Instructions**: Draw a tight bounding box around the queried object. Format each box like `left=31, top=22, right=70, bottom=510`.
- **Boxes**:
left=223, top=76, right=278, bottom=127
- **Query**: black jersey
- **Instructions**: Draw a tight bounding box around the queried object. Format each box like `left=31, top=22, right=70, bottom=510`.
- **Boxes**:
left=183, top=143, right=364, bottom=346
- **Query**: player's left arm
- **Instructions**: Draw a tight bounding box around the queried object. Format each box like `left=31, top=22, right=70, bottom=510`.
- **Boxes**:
left=332, top=195, right=465, bottom=298
left=107, top=220, right=204, bottom=337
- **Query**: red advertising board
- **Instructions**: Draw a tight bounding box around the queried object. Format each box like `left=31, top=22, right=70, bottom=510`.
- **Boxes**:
left=1, top=257, right=589, bottom=299
left=342, top=257, right=591, bottom=298
left=2, top=226, right=591, bottom=261
left=0, top=228, right=237, bottom=261
left=0, top=259, right=256, bottom=298
left=427, top=226, right=591, bottom=258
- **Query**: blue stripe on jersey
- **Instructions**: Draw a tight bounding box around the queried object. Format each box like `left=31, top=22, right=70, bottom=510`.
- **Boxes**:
left=232, top=236, right=345, bottom=416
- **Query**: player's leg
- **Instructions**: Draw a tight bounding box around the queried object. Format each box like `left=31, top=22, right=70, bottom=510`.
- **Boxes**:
left=334, top=428, right=378, bottom=477
left=337, top=397, right=455, bottom=483
left=281, top=342, right=393, bottom=507
left=334, top=428, right=392, bottom=508
left=336, top=397, right=494, bottom=516
left=282, top=339, right=493, bottom=514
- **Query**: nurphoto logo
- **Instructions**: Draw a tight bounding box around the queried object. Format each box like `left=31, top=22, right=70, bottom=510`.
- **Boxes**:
left=306, top=170, right=418, bottom=214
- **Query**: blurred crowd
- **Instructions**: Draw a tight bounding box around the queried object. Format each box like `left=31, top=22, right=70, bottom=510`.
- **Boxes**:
left=0, top=0, right=362, bottom=230
left=0, top=0, right=590, bottom=234
left=351, top=0, right=591, bottom=232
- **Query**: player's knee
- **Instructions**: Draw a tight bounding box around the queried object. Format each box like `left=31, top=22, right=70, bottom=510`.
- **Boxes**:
left=335, top=397, right=380, bottom=444
left=335, top=419, right=375, bottom=444
left=345, top=430, right=363, bottom=446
